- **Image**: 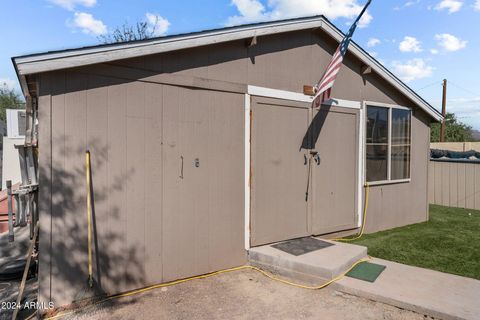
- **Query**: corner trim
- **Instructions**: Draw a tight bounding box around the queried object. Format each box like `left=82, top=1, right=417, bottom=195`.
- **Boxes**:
left=244, top=94, right=251, bottom=250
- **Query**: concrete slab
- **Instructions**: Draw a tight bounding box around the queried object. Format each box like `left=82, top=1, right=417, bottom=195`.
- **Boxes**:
left=249, top=238, right=367, bottom=285
left=334, top=258, right=480, bottom=320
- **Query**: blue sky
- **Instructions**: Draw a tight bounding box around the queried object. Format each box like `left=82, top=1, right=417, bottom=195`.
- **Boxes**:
left=1, top=0, right=479, bottom=129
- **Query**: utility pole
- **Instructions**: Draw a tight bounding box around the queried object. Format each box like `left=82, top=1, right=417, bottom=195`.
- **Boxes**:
left=440, top=79, right=447, bottom=142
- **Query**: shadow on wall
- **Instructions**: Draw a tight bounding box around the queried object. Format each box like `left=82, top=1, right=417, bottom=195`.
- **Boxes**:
left=301, top=104, right=332, bottom=150
left=41, top=135, right=146, bottom=308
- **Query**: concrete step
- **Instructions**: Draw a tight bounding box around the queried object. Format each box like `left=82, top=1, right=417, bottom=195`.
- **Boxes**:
left=248, top=238, right=367, bottom=285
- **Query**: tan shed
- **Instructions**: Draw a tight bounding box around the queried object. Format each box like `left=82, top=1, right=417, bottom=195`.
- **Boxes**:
left=12, top=15, right=442, bottom=308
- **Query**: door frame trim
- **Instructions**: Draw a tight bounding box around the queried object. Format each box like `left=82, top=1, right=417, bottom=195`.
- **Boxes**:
left=357, top=102, right=366, bottom=228
left=247, top=85, right=362, bottom=109
left=244, top=94, right=251, bottom=250
left=244, top=86, right=364, bottom=249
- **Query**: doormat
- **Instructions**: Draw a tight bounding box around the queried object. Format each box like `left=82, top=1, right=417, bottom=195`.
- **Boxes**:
left=271, top=237, right=334, bottom=256
left=346, top=262, right=386, bottom=282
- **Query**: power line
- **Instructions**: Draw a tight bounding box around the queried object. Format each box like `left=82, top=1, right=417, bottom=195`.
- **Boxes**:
left=414, top=80, right=442, bottom=92
left=448, top=81, right=480, bottom=98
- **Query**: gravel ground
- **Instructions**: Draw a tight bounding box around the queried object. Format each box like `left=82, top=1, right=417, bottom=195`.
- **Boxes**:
left=56, top=269, right=428, bottom=320
left=0, top=278, right=38, bottom=320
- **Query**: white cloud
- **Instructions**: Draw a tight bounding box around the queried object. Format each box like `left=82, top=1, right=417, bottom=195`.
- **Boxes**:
left=145, top=13, right=170, bottom=36
left=0, top=78, right=18, bottom=91
left=227, top=0, right=373, bottom=27
left=392, top=58, right=434, bottom=82
left=226, top=0, right=267, bottom=25
left=405, top=0, right=420, bottom=7
left=48, top=0, right=96, bottom=11
left=435, top=33, right=467, bottom=51
left=395, top=0, right=420, bottom=10
left=72, top=12, right=107, bottom=35
left=430, top=48, right=439, bottom=54
left=399, top=36, right=422, bottom=52
left=474, top=0, right=480, bottom=11
left=435, top=0, right=463, bottom=13
left=367, top=38, right=380, bottom=47
left=368, top=51, right=378, bottom=57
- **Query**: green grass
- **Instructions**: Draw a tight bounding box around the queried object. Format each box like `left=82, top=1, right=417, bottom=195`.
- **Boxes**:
left=350, top=204, right=480, bottom=280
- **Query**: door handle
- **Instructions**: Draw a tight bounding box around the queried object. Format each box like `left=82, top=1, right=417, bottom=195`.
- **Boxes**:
left=179, top=156, right=184, bottom=179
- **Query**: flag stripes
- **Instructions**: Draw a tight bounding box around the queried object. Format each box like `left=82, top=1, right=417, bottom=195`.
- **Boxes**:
left=312, top=0, right=372, bottom=107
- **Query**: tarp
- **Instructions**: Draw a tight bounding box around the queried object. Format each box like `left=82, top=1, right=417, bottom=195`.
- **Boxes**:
left=430, top=149, right=480, bottom=160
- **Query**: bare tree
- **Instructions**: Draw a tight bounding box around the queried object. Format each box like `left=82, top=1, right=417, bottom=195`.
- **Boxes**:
left=98, top=16, right=160, bottom=44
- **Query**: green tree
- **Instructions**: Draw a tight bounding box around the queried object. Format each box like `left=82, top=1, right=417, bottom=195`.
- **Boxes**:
left=0, top=82, right=25, bottom=122
left=430, top=112, right=473, bottom=142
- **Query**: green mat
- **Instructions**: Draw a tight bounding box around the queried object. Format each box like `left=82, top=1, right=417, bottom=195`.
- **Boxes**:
left=346, top=262, right=386, bottom=282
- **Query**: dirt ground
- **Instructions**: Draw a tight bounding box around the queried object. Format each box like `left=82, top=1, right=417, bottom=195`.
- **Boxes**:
left=0, top=278, right=38, bottom=320
left=57, top=269, right=427, bottom=320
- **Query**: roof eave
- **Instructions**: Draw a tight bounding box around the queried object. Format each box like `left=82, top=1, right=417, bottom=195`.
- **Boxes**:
left=12, top=15, right=442, bottom=122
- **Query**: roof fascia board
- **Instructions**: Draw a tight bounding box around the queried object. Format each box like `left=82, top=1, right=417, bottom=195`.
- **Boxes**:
left=14, top=17, right=324, bottom=75
left=13, top=15, right=442, bottom=121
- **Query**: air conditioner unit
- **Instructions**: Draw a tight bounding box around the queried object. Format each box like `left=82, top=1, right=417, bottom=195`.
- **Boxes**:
left=6, top=109, right=26, bottom=138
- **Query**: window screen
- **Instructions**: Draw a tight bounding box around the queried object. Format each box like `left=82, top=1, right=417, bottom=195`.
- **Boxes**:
left=366, top=105, right=411, bottom=183
left=366, top=106, right=388, bottom=182
left=391, top=109, right=411, bottom=180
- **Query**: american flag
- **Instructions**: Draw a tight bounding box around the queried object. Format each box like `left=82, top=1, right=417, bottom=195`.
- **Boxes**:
left=313, top=0, right=372, bottom=107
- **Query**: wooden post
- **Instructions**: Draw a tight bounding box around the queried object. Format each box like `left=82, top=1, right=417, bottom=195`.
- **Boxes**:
left=7, top=180, right=14, bottom=242
left=11, top=222, right=38, bottom=320
left=440, top=79, right=447, bottom=142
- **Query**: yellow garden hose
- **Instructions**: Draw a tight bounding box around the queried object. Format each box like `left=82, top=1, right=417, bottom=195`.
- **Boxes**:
left=43, top=154, right=370, bottom=319
left=46, top=255, right=371, bottom=320
left=331, top=182, right=370, bottom=242
left=85, top=151, right=93, bottom=288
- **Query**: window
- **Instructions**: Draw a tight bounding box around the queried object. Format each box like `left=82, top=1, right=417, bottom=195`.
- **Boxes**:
left=366, top=104, right=411, bottom=183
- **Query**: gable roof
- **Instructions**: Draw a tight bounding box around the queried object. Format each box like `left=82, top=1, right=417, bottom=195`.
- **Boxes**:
left=12, top=15, right=442, bottom=121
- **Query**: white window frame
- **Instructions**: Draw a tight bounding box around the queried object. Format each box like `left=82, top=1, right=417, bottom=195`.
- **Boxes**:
left=364, top=101, right=412, bottom=186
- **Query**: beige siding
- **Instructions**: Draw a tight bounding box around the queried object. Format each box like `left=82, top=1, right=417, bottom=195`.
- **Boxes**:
left=428, top=160, right=480, bottom=210
left=37, top=28, right=432, bottom=307
left=38, top=71, right=246, bottom=306
left=364, top=111, right=430, bottom=233
left=250, top=97, right=310, bottom=246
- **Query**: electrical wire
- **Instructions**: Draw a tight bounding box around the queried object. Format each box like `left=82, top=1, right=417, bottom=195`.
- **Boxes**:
left=414, top=80, right=442, bottom=92
left=45, top=256, right=371, bottom=320
left=448, top=81, right=480, bottom=98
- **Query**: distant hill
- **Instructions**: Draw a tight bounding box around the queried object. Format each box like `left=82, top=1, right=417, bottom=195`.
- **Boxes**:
left=472, top=130, right=480, bottom=141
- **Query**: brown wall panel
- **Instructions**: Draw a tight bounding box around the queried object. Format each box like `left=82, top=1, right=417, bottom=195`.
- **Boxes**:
left=37, top=27, right=433, bottom=307
left=365, top=112, right=430, bottom=233
left=144, top=82, right=163, bottom=285
left=250, top=98, right=310, bottom=246
left=162, top=86, right=245, bottom=280
left=311, top=108, right=358, bottom=235
left=86, top=74, right=110, bottom=296
left=105, top=79, right=129, bottom=293
left=37, top=72, right=53, bottom=307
